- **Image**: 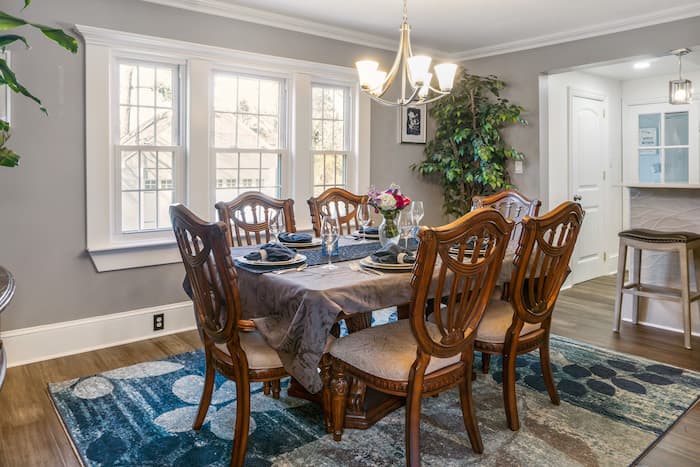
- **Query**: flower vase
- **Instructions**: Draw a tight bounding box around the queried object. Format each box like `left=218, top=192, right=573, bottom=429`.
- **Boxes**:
left=378, top=211, right=400, bottom=246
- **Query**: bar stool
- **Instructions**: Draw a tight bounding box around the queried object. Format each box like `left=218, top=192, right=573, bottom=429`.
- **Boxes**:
left=613, top=228, right=700, bottom=349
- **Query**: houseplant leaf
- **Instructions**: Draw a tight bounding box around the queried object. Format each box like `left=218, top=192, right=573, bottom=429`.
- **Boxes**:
left=0, top=11, right=28, bottom=30
left=0, top=34, right=29, bottom=48
left=0, top=58, right=46, bottom=113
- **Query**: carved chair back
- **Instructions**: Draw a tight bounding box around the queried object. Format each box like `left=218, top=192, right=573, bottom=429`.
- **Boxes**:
left=472, top=190, right=541, bottom=250
left=215, top=191, right=296, bottom=247
left=307, top=188, right=368, bottom=237
left=171, top=204, right=244, bottom=354
left=411, top=208, right=514, bottom=359
left=509, top=202, right=584, bottom=329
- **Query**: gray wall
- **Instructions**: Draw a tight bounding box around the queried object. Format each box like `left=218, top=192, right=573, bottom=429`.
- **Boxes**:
left=462, top=16, right=700, bottom=203
left=0, top=0, right=442, bottom=330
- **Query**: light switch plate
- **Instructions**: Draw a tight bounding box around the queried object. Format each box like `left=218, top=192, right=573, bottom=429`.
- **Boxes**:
left=514, top=160, right=524, bottom=174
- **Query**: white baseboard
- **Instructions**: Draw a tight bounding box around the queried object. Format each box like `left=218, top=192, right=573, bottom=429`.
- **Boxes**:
left=1, top=301, right=196, bottom=368
left=621, top=317, right=700, bottom=338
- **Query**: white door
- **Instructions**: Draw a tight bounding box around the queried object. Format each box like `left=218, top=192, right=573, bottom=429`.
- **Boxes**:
left=570, top=92, right=608, bottom=283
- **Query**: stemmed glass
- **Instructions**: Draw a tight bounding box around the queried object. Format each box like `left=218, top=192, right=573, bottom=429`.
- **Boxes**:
left=398, top=211, right=414, bottom=250
left=321, top=216, right=340, bottom=270
left=356, top=203, right=371, bottom=242
left=268, top=211, right=283, bottom=244
left=410, top=201, right=424, bottom=248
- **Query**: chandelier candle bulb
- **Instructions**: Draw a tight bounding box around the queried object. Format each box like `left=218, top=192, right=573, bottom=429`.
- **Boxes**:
left=408, top=55, right=432, bottom=85
left=435, top=63, right=458, bottom=92
left=356, top=60, right=379, bottom=90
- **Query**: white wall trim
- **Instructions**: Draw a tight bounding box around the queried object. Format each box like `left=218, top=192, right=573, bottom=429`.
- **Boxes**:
left=451, top=4, right=700, bottom=61
left=140, top=1, right=700, bottom=62
left=1, top=302, right=196, bottom=368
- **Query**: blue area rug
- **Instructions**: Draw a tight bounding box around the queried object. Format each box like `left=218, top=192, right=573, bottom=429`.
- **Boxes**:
left=50, top=321, right=700, bottom=466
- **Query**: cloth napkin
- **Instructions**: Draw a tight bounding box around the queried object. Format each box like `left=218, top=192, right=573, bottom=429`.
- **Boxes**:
left=278, top=232, right=313, bottom=243
left=244, top=242, right=296, bottom=262
left=359, top=226, right=379, bottom=235
left=371, top=243, right=415, bottom=264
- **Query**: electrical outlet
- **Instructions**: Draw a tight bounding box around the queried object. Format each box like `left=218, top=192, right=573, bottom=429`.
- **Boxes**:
left=514, top=160, right=524, bottom=174
left=153, top=313, right=165, bottom=331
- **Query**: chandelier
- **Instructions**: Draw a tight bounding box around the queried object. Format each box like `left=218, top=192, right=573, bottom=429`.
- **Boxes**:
left=669, top=48, right=692, bottom=105
left=355, top=0, right=457, bottom=107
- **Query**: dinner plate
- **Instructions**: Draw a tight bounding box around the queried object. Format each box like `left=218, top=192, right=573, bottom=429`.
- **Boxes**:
left=236, top=254, right=307, bottom=267
left=280, top=239, right=322, bottom=248
left=359, top=256, right=414, bottom=271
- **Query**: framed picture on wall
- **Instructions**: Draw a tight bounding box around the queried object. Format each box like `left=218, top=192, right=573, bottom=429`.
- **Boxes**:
left=399, top=104, right=426, bottom=143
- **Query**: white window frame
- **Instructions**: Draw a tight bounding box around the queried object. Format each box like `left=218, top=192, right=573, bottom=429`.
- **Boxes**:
left=311, top=83, right=352, bottom=195
left=210, top=68, right=289, bottom=209
left=80, top=25, right=370, bottom=271
left=112, top=58, right=187, bottom=238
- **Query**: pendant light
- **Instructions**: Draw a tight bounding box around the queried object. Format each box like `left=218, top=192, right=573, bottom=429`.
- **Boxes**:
left=669, top=48, right=692, bottom=105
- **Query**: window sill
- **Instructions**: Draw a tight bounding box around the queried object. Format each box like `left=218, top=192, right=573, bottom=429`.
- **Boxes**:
left=87, top=241, right=181, bottom=272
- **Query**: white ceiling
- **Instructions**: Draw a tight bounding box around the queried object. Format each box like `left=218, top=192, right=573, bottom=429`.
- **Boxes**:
left=148, top=0, right=700, bottom=59
left=584, top=51, right=700, bottom=81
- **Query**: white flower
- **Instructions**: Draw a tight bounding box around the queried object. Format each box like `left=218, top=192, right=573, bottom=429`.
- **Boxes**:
left=378, top=192, right=397, bottom=210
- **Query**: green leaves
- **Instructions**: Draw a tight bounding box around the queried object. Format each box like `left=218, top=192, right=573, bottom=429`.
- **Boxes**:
left=0, top=3, right=79, bottom=168
left=0, top=11, right=78, bottom=53
left=411, top=71, right=527, bottom=217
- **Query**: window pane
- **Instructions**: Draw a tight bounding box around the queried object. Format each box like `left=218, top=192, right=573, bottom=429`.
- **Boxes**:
left=238, top=78, right=259, bottom=114
left=314, top=154, right=325, bottom=185
left=259, top=80, right=280, bottom=115
left=121, top=151, right=139, bottom=190
left=120, top=106, right=138, bottom=145
left=324, top=154, right=335, bottom=185
left=138, top=66, right=155, bottom=107
left=155, top=109, right=174, bottom=146
left=141, top=191, right=157, bottom=230
left=259, top=116, right=279, bottom=149
left=214, top=75, right=237, bottom=112
left=323, top=88, right=334, bottom=119
left=121, top=192, right=139, bottom=232
left=335, top=154, right=345, bottom=185
left=138, top=107, right=155, bottom=145
left=333, top=121, right=345, bottom=150
left=157, top=190, right=173, bottom=229
left=216, top=152, right=238, bottom=169
left=237, top=115, right=259, bottom=148
left=120, top=64, right=137, bottom=105
left=261, top=153, right=280, bottom=188
left=334, top=89, right=345, bottom=120
left=638, top=114, right=660, bottom=147
left=214, top=112, right=236, bottom=148
left=665, top=112, right=689, bottom=146
left=312, top=87, right=323, bottom=119
left=217, top=188, right=239, bottom=202
left=155, top=68, right=174, bottom=108
left=665, top=148, right=689, bottom=182
left=639, top=149, right=661, bottom=183
left=312, top=120, right=323, bottom=150
left=323, top=121, right=334, bottom=150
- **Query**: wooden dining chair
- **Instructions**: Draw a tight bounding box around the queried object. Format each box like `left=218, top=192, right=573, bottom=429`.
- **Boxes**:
left=474, top=202, right=584, bottom=431
left=170, top=204, right=288, bottom=467
left=471, top=190, right=541, bottom=220
left=325, top=208, right=514, bottom=466
left=307, top=187, right=368, bottom=237
left=215, top=191, right=296, bottom=247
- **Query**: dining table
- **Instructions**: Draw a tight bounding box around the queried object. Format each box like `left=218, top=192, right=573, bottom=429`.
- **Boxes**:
left=230, top=236, right=516, bottom=429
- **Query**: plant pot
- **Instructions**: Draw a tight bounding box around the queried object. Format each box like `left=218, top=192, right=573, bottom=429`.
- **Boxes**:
left=378, top=211, right=401, bottom=246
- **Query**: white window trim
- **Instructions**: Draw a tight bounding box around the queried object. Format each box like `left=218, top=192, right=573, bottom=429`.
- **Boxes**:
left=0, top=51, right=10, bottom=124
left=79, top=25, right=370, bottom=271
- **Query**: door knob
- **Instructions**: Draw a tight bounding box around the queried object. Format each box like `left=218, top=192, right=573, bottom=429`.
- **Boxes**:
left=573, top=194, right=582, bottom=202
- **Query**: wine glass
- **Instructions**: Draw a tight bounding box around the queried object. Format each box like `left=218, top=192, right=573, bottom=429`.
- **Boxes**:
left=411, top=201, right=424, bottom=226
left=398, top=211, right=414, bottom=250
left=321, top=216, right=340, bottom=270
left=268, top=211, right=283, bottom=244
left=356, top=203, right=371, bottom=242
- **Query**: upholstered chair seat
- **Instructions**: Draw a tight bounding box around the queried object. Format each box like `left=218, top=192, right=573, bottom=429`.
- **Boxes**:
left=329, top=320, right=461, bottom=381
left=214, top=331, right=284, bottom=370
left=476, top=300, right=540, bottom=344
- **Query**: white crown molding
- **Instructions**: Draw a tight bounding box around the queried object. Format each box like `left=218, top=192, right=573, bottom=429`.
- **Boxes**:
left=142, top=0, right=399, bottom=52
left=450, top=3, right=700, bottom=62
left=76, top=24, right=358, bottom=79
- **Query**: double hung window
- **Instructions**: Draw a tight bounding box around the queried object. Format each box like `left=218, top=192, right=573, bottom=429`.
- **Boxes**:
left=116, top=61, right=183, bottom=233
left=212, top=72, right=285, bottom=201
left=312, top=84, right=350, bottom=195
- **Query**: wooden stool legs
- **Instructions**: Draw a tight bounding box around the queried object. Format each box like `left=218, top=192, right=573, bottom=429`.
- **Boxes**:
left=613, top=242, right=628, bottom=333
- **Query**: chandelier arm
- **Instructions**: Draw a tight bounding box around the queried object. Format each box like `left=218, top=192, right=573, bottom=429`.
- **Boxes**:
left=399, top=86, right=421, bottom=106
left=416, top=92, right=450, bottom=106
left=373, top=22, right=411, bottom=98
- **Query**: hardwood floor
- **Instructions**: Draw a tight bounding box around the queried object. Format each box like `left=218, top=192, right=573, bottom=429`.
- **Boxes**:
left=0, top=275, right=698, bottom=466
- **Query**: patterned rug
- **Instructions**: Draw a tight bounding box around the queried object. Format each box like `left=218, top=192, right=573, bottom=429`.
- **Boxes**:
left=50, top=332, right=700, bottom=466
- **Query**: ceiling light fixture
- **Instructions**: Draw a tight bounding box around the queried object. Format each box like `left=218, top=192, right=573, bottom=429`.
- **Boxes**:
left=633, top=61, right=650, bottom=70
left=355, top=0, right=457, bottom=107
left=669, top=48, right=692, bottom=105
